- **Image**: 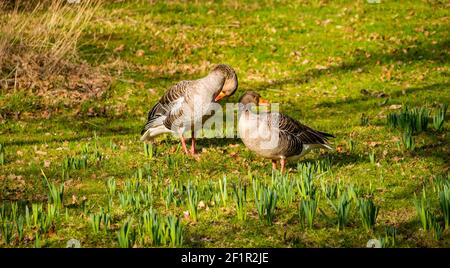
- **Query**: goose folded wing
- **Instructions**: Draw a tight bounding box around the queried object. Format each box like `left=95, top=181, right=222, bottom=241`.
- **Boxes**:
left=276, top=113, right=330, bottom=145
left=146, top=80, right=191, bottom=123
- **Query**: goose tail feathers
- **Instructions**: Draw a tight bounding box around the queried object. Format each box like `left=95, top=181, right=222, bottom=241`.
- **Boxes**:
left=140, top=124, right=172, bottom=142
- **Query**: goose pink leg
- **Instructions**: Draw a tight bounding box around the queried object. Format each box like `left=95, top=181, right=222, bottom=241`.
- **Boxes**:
left=272, top=160, right=277, bottom=170
left=190, top=130, right=196, bottom=155
left=280, top=158, right=286, bottom=174
left=179, top=131, right=189, bottom=155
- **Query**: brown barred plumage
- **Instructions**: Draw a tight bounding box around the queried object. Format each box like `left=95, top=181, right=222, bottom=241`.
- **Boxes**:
left=142, top=80, right=191, bottom=135
left=140, top=64, right=238, bottom=156
left=238, top=91, right=334, bottom=173
left=272, top=112, right=334, bottom=158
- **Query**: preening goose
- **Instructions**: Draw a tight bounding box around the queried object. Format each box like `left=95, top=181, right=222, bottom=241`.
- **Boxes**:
left=141, top=64, right=238, bottom=155
left=238, top=91, right=334, bottom=173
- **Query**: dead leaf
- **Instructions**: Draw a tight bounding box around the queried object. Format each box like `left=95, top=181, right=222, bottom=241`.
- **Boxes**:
left=71, top=195, right=78, bottom=205
left=381, top=65, right=393, bottom=81
left=360, top=89, right=371, bottom=95
left=290, top=50, right=301, bottom=57
left=135, top=49, right=145, bottom=57
left=35, top=150, right=47, bottom=155
left=320, top=19, right=332, bottom=26
left=388, top=104, right=402, bottom=110
left=114, top=44, right=125, bottom=52
left=183, top=210, right=190, bottom=220
left=367, top=141, right=382, bottom=147
left=376, top=92, right=387, bottom=98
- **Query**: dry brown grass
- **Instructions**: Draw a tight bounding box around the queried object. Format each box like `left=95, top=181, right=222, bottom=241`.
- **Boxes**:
left=0, top=0, right=109, bottom=117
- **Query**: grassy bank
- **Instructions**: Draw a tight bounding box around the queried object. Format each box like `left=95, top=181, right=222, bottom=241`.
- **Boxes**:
left=0, top=0, right=449, bottom=247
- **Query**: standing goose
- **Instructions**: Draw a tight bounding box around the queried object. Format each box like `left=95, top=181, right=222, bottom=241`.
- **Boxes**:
left=141, top=64, right=238, bottom=155
left=238, top=91, right=334, bottom=173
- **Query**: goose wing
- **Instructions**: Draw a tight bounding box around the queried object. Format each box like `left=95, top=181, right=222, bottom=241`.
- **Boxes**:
left=141, top=80, right=192, bottom=135
left=147, top=80, right=192, bottom=121
left=276, top=113, right=333, bottom=144
left=270, top=112, right=333, bottom=156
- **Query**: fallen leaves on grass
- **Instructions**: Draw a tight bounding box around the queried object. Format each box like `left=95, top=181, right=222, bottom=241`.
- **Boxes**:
left=367, top=141, right=383, bottom=147
left=114, top=44, right=125, bottom=52
left=198, top=201, right=206, bottom=209
left=381, top=65, right=395, bottom=81
left=360, top=89, right=388, bottom=98
left=35, top=150, right=47, bottom=156
left=135, top=49, right=145, bottom=57
left=146, top=60, right=213, bottom=77
left=44, top=160, right=51, bottom=168
left=388, top=104, right=402, bottom=110
left=0, top=174, right=27, bottom=200
left=0, top=2, right=110, bottom=119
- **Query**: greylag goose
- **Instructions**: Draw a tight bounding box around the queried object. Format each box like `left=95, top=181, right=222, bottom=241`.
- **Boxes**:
left=238, top=91, right=334, bottom=173
left=141, top=64, right=238, bottom=155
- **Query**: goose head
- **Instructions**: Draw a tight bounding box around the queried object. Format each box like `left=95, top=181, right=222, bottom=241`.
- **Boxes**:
left=211, top=64, right=238, bottom=102
left=238, top=91, right=269, bottom=111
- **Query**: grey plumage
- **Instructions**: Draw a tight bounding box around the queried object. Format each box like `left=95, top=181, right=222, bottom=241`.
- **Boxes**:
left=141, top=80, right=191, bottom=135
left=272, top=112, right=334, bottom=158
left=141, top=64, right=238, bottom=144
left=238, top=91, right=334, bottom=161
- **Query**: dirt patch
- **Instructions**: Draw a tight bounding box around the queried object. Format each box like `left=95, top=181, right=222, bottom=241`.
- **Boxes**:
left=0, top=0, right=109, bottom=119
left=1, top=54, right=110, bottom=105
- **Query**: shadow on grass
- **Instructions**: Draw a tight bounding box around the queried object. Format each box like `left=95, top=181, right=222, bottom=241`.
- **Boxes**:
left=393, top=218, right=450, bottom=247
left=317, top=83, right=449, bottom=109
left=1, top=116, right=140, bottom=147
left=192, top=136, right=368, bottom=170
left=252, top=39, right=449, bottom=92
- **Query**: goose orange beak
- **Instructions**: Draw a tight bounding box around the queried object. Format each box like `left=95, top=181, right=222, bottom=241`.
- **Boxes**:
left=214, top=91, right=227, bottom=102
left=258, top=98, right=270, bottom=106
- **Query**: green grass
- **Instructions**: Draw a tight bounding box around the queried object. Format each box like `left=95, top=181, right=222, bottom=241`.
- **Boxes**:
left=299, top=196, right=319, bottom=229
left=0, top=0, right=449, bottom=247
left=357, top=198, right=379, bottom=231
